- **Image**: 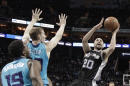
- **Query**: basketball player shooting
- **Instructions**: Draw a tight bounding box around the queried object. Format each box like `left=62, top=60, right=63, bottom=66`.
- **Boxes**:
left=69, top=18, right=119, bottom=86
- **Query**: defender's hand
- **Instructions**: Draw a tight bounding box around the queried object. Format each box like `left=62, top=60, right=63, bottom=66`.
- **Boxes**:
left=32, top=8, right=43, bottom=22
left=56, top=13, right=67, bottom=26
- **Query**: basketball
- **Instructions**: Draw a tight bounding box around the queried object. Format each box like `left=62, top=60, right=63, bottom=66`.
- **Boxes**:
left=104, top=17, right=119, bottom=32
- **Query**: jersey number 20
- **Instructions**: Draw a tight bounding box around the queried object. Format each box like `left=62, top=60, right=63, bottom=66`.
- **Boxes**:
left=82, top=59, right=94, bottom=69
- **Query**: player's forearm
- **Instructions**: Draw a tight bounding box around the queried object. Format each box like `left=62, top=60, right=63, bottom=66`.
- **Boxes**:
left=55, top=24, right=66, bottom=40
left=22, top=8, right=43, bottom=41
left=109, top=32, right=117, bottom=50
left=23, top=20, right=36, bottom=36
left=22, top=20, right=37, bottom=43
left=82, top=26, right=97, bottom=43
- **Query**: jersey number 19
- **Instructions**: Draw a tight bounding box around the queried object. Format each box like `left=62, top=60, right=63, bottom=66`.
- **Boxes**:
left=5, top=71, right=24, bottom=86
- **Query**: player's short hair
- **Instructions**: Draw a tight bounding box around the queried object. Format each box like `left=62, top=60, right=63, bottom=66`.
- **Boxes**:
left=8, top=40, right=24, bottom=58
left=29, top=27, right=43, bottom=41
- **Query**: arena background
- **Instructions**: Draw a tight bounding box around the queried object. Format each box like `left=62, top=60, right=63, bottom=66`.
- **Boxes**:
left=0, top=0, right=130, bottom=86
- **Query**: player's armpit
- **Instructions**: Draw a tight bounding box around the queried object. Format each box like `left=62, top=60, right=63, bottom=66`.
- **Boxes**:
left=103, top=47, right=114, bottom=61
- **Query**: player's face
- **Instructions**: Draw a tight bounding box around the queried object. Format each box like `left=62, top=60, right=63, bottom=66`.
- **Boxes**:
left=94, top=38, right=104, bottom=50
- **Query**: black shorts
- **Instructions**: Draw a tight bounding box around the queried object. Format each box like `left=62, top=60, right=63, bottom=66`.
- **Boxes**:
left=69, top=79, right=97, bottom=86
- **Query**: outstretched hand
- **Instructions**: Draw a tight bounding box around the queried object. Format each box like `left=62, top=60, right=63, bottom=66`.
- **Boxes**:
left=32, top=8, right=43, bottom=22
left=94, top=18, right=104, bottom=30
left=56, top=13, right=67, bottom=26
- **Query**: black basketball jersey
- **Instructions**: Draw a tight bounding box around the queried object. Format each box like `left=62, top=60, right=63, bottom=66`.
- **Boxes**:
left=79, top=50, right=107, bottom=81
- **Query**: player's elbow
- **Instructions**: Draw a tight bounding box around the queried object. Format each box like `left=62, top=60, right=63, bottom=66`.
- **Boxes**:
left=82, top=39, right=88, bottom=45
left=56, top=34, right=62, bottom=38
left=82, top=39, right=87, bottom=43
left=30, top=74, right=37, bottom=80
left=22, top=38, right=29, bottom=45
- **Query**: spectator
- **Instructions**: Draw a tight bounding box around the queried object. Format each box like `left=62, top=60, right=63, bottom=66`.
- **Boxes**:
left=45, top=5, right=58, bottom=24
left=125, top=16, right=130, bottom=27
left=0, top=0, right=13, bottom=18
left=75, top=11, right=90, bottom=27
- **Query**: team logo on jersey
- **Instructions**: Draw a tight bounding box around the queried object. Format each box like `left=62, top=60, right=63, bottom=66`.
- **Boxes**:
left=93, top=53, right=100, bottom=59
left=85, top=53, right=91, bottom=58
left=85, top=53, right=100, bottom=59
left=30, top=49, right=42, bottom=55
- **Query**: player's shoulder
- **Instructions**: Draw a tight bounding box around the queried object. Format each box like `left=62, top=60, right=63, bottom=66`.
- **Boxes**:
left=27, top=59, right=41, bottom=70
left=40, top=41, right=47, bottom=46
left=42, top=41, right=49, bottom=46
left=42, top=41, right=50, bottom=49
left=1, top=62, right=12, bottom=73
left=4, top=62, right=12, bottom=67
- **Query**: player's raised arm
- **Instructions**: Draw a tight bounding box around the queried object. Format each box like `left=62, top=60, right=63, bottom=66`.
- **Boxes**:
left=82, top=18, right=104, bottom=53
left=29, top=60, right=44, bottom=86
left=47, top=14, right=67, bottom=52
left=22, top=8, right=43, bottom=45
left=103, top=24, right=119, bottom=61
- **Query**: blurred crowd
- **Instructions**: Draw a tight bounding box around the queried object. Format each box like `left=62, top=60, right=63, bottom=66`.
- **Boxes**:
left=0, top=0, right=130, bottom=28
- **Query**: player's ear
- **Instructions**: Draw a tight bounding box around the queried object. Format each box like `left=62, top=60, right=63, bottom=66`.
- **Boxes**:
left=22, top=48, right=26, bottom=56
